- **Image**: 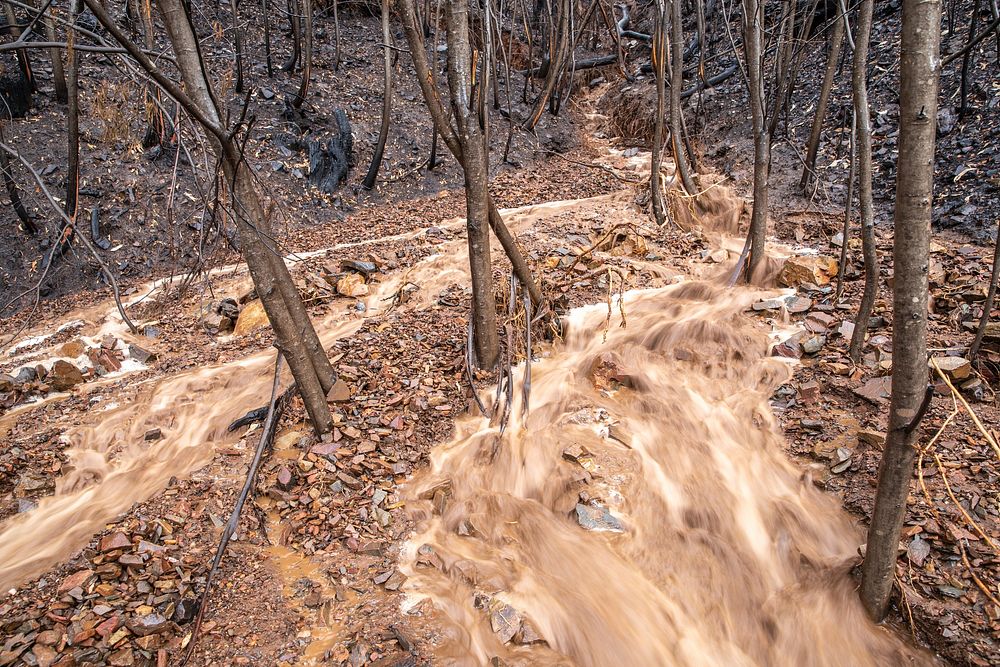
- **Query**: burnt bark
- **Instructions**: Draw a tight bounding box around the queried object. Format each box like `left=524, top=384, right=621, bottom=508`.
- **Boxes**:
left=670, top=0, right=697, bottom=195
left=848, top=0, right=877, bottom=362
left=363, top=0, right=393, bottom=190
left=650, top=0, right=669, bottom=226
left=860, top=0, right=941, bottom=622
left=743, top=0, right=769, bottom=280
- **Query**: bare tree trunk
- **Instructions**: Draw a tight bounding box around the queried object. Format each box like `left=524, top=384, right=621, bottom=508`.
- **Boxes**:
left=282, top=0, right=301, bottom=72
left=396, top=0, right=543, bottom=308
left=446, top=0, right=499, bottom=368
left=848, top=0, right=877, bottom=362
left=32, top=0, right=66, bottom=102
left=262, top=0, right=274, bottom=76
left=291, top=0, right=312, bottom=107
left=231, top=0, right=244, bottom=93
left=101, top=0, right=338, bottom=435
left=743, top=0, right=769, bottom=280
left=670, top=0, right=697, bottom=194
left=834, top=112, right=857, bottom=304
left=959, top=0, right=980, bottom=119
left=364, top=0, right=393, bottom=189
left=970, top=217, right=1000, bottom=360
left=525, top=0, right=570, bottom=129
left=859, top=0, right=941, bottom=622
left=66, top=0, right=81, bottom=223
left=0, top=121, right=33, bottom=233
left=800, top=14, right=845, bottom=192
left=332, top=0, right=341, bottom=70
left=650, top=0, right=669, bottom=226
left=766, top=0, right=797, bottom=138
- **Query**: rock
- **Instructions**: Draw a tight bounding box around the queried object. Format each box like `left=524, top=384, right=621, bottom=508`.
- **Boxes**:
left=128, top=613, right=169, bottom=636
left=490, top=602, right=522, bottom=644
left=31, top=645, right=57, bottom=667
left=800, top=334, right=827, bottom=355
left=14, top=366, right=36, bottom=384
left=0, top=374, right=14, bottom=392
left=514, top=618, right=546, bottom=645
left=804, top=312, right=836, bottom=333
left=144, top=428, right=162, bottom=441
left=785, top=296, right=813, bottom=313
left=858, top=430, right=887, bottom=447
left=981, top=321, right=1000, bottom=342
left=276, top=466, right=295, bottom=491
left=797, top=381, right=821, bottom=404
left=58, top=569, right=95, bottom=594
left=908, top=535, right=931, bottom=566
left=854, top=376, right=892, bottom=405
left=201, top=311, right=231, bottom=334
left=383, top=570, right=407, bottom=591
left=930, top=356, right=971, bottom=381
left=48, top=360, right=84, bottom=391
left=341, top=259, right=378, bottom=278
left=59, top=339, right=86, bottom=358
left=128, top=344, right=157, bottom=364
left=778, top=255, right=839, bottom=287
left=233, top=300, right=270, bottom=336
left=837, top=320, right=856, bottom=338
left=575, top=503, right=624, bottom=532
left=173, top=598, right=198, bottom=624
left=336, top=273, right=369, bottom=297
left=108, top=648, right=135, bottom=666
left=218, top=298, right=240, bottom=321
left=771, top=334, right=803, bottom=359
left=326, top=379, right=351, bottom=402
left=14, top=473, right=46, bottom=495
left=100, top=532, right=132, bottom=552
left=752, top=299, right=783, bottom=312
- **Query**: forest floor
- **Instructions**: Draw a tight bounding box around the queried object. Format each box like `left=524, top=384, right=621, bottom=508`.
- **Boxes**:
left=2, top=5, right=1000, bottom=667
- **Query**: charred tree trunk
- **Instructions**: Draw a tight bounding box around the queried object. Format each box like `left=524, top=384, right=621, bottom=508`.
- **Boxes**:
left=800, top=13, right=844, bottom=191
left=743, top=0, right=769, bottom=280
left=32, top=0, right=67, bottom=102
left=291, top=0, right=312, bottom=107
left=651, top=0, right=669, bottom=226
left=859, top=0, right=941, bottom=622
left=231, top=0, right=244, bottom=93
left=446, top=0, right=499, bottom=368
left=396, top=0, right=543, bottom=308
left=363, top=0, right=393, bottom=189
left=89, top=0, right=338, bottom=435
left=970, top=218, right=1000, bottom=360
left=0, top=121, right=32, bottom=233
left=525, top=0, right=570, bottom=130
left=262, top=0, right=274, bottom=76
left=670, top=0, right=697, bottom=195
left=848, top=0, right=877, bottom=362
left=282, top=0, right=301, bottom=72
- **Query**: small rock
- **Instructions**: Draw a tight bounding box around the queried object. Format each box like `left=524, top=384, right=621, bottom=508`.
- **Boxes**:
left=837, top=321, right=856, bottom=338
left=128, top=344, right=158, bottom=364
left=575, top=503, right=624, bottom=532
left=785, top=296, right=813, bottom=313
left=327, top=379, right=351, bottom=402
left=490, top=602, right=522, bottom=644
left=58, top=569, right=95, bottom=594
left=778, top=255, right=839, bottom=287
left=800, top=334, right=827, bottom=355
left=930, top=356, right=971, bottom=381
left=0, top=373, right=15, bottom=392
left=144, top=428, right=162, bottom=441
left=752, top=299, right=783, bottom=312
left=854, top=376, right=892, bottom=405
left=276, top=466, right=295, bottom=491
left=908, top=535, right=931, bottom=566
left=128, top=613, right=169, bottom=636
left=100, top=532, right=132, bottom=552
left=218, top=298, right=240, bottom=321
left=59, top=340, right=86, bottom=358
left=336, top=273, right=369, bottom=297
left=48, top=360, right=84, bottom=391
left=804, top=312, right=836, bottom=333
left=233, top=300, right=270, bottom=336
left=14, top=366, right=36, bottom=384
left=858, top=430, right=887, bottom=447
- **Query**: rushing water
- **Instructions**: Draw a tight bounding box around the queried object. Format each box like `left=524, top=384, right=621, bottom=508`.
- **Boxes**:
left=399, top=281, right=934, bottom=666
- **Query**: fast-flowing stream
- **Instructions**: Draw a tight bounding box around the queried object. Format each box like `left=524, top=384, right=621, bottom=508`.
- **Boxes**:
left=0, top=137, right=934, bottom=665
left=400, top=280, right=933, bottom=666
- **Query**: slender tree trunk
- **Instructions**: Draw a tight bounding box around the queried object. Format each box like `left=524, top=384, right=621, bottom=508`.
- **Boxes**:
left=332, top=0, right=341, bottom=70
left=148, top=0, right=336, bottom=435
left=32, top=0, right=67, bottom=102
left=848, top=0, right=877, bottom=362
left=446, top=0, right=499, bottom=368
left=743, top=0, right=769, bottom=280
left=262, top=0, right=274, bottom=76
left=66, top=0, right=81, bottom=223
left=834, top=112, right=857, bottom=304
left=650, top=0, right=669, bottom=226
left=859, top=0, right=941, bottom=622
left=670, top=0, right=697, bottom=195
left=766, top=0, right=797, bottom=138
left=959, top=0, right=980, bottom=119
left=282, top=0, right=301, bottom=72
left=231, top=0, right=244, bottom=93
left=292, top=0, right=312, bottom=107
left=364, top=0, right=393, bottom=189
left=970, top=217, right=1000, bottom=360
left=0, top=121, right=33, bottom=233
left=525, top=0, right=570, bottom=129
left=800, top=15, right=845, bottom=192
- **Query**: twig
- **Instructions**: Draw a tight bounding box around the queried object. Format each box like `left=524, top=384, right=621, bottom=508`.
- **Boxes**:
left=183, top=352, right=290, bottom=664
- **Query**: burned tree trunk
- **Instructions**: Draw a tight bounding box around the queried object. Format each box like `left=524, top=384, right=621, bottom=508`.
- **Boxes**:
left=87, top=0, right=338, bottom=435
left=859, top=0, right=941, bottom=622
left=32, top=0, right=66, bottom=102
left=446, top=0, right=499, bottom=368
left=282, top=0, right=301, bottom=72
left=291, top=0, right=312, bottom=107
left=848, top=0, right=877, bottom=362
left=363, top=0, right=393, bottom=190
left=800, top=13, right=844, bottom=191
left=670, top=0, right=697, bottom=195
left=743, top=0, right=769, bottom=280
left=650, top=0, right=669, bottom=226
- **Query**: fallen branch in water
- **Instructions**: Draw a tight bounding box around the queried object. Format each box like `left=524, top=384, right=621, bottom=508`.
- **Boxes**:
left=183, top=351, right=290, bottom=664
